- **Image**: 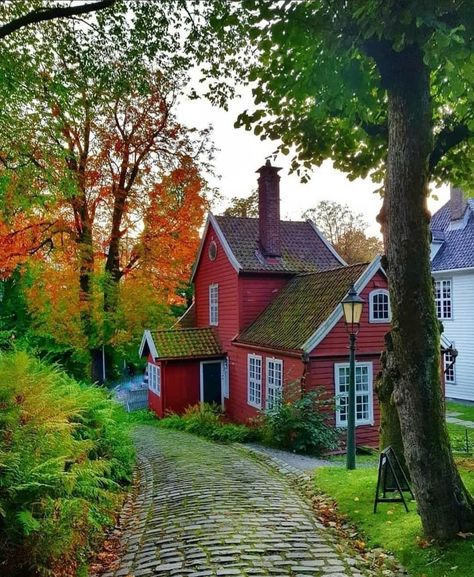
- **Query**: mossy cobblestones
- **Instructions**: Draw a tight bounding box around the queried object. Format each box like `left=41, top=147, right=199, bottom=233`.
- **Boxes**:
left=104, top=426, right=365, bottom=577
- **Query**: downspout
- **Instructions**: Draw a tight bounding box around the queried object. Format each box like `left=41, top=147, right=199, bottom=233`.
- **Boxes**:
left=301, top=352, right=310, bottom=395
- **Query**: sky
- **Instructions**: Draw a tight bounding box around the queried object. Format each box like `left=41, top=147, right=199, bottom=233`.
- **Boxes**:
left=177, top=87, right=450, bottom=237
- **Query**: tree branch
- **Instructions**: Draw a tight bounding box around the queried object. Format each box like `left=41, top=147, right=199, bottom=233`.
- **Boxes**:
left=429, top=122, right=473, bottom=174
left=0, top=0, right=116, bottom=39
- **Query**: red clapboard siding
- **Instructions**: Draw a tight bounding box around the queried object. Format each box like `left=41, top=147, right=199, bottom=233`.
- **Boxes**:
left=148, top=358, right=200, bottom=418
left=147, top=357, right=164, bottom=417
left=238, top=273, right=291, bottom=331
left=315, top=271, right=390, bottom=358
left=163, top=360, right=200, bottom=414
left=306, top=355, right=381, bottom=448
left=225, top=343, right=305, bottom=424
left=306, top=271, right=389, bottom=448
left=194, top=223, right=239, bottom=350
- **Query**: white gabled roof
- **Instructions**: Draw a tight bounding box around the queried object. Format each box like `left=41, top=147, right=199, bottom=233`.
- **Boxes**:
left=139, top=329, right=158, bottom=359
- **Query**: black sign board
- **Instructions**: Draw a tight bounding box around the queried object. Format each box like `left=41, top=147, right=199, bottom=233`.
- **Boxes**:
left=373, top=447, right=415, bottom=513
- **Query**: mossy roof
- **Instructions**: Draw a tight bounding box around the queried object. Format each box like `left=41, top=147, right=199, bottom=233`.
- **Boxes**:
left=151, top=327, right=223, bottom=360
left=237, top=263, right=369, bottom=351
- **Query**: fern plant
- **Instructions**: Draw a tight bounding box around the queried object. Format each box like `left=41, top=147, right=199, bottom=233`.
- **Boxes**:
left=0, top=351, right=134, bottom=577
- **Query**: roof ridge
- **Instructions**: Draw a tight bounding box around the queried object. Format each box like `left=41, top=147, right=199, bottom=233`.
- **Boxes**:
left=151, top=326, right=214, bottom=334
left=215, top=214, right=308, bottom=225
left=296, top=262, right=368, bottom=277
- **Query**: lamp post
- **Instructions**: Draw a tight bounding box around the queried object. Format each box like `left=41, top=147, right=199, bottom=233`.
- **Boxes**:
left=341, top=284, right=364, bottom=470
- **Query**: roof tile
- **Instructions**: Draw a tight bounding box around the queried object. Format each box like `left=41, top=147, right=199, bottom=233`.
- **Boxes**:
left=237, top=263, right=368, bottom=351
left=430, top=199, right=474, bottom=271
left=214, top=216, right=342, bottom=273
left=152, top=327, right=223, bottom=360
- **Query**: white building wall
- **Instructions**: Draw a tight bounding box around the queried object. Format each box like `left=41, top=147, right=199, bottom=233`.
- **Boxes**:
left=435, top=270, right=474, bottom=401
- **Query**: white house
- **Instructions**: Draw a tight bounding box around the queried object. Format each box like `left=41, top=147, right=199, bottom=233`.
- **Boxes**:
left=430, top=186, right=474, bottom=401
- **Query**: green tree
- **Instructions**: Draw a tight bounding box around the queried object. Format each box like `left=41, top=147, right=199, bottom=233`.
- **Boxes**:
left=236, top=1, right=474, bottom=541
left=224, top=190, right=259, bottom=217
left=303, top=201, right=383, bottom=264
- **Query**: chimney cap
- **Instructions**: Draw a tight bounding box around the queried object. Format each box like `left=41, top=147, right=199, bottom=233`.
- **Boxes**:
left=256, top=158, right=282, bottom=174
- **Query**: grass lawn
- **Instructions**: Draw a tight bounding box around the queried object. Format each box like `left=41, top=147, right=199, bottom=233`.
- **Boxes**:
left=315, top=464, right=474, bottom=577
left=446, top=401, right=474, bottom=422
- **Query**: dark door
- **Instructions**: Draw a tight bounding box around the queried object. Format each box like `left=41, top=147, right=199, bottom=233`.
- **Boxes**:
left=202, top=362, right=222, bottom=405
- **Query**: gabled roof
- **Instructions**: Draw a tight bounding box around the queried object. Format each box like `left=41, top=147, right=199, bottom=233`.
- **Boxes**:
left=191, top=213, right=345, bottom=280
left=431, top=199, right=474, bottom=271
left=237, top=260, right=380, bottom=353
left=214, top=215, right=345, bottom=272
left=140, top=327, right=224, bottom=360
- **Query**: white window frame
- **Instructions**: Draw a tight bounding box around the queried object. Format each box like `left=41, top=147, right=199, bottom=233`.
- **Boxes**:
left=334, top=362, right=373, bottom=427
left=369, top=289, right=391, bottom=323
left=444, top=349, right=456, bottom=385
left=209, top=284, right=219, bottom=326
left=147, top=362, right=161, bottom=395
left=266, top=358, right=283, bottom=410
left=247, top=354, right=262, bottom=409
left=435, top=279, right=453, bottom=320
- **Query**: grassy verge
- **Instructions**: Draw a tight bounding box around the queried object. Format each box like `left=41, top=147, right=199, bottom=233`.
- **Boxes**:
left=446, top=401, right=474, bottom=422
left=315, top=464, right=474, bottom=577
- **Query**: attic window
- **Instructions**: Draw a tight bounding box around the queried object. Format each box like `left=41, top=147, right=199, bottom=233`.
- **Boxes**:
left=369, top=289, right=391, bottom=323
left=208, top=240, right=218, bottom=261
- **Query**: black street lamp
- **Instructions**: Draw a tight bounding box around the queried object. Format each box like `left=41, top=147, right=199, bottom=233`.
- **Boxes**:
left=341, top=283, right=364, bottom=470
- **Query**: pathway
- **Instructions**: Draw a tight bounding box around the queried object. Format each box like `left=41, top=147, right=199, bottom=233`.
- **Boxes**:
left=446, top=411, right=474, bottom=429
left=102, top=426, right=365, bottom=577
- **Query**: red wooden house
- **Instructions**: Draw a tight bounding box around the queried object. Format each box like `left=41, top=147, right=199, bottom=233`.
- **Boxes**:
left=139, top=161, right=391, bottom=447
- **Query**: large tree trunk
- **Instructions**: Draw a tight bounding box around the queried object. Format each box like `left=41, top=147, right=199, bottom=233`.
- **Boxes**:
left=376, top=331, right=406, bottom=473
left=374, top=43, right=474, bottom=542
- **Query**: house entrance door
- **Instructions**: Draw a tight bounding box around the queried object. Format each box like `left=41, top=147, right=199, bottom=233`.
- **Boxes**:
left=201, top=361, right=222, bottom=406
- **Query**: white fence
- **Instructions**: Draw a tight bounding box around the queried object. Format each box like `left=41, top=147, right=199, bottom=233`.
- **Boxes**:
left=114, top=376, right=148, bottom=412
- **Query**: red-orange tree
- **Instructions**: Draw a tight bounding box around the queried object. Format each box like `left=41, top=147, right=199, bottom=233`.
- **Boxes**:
left=0, top=33, right=210, bottom=378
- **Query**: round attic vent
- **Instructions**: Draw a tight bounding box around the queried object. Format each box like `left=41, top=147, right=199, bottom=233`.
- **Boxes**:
left=208, top=240, right=218, bottom=261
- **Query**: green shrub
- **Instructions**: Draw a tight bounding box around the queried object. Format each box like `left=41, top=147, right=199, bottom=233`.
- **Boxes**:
left=158, top=403, right=257, bottom=443
left=0, top=351, right=134, bottom=577
left=258, top=386, right=340, bottom=455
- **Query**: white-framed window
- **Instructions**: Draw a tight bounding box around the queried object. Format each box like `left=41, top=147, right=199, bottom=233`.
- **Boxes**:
left=266, top=358, right=283, bottom=410
left=435, top=279, right=452, bottom=320
left=247, top=354, right=262, bottom=408
left=335, top=362, right=373, bottom=427
left=369, top=289, right=391, bottom=323
left=148, top=362, right=161, bottom=395
left=444, top=349, right=456, bottom=384
left=209, top=284, right=218, bottom=325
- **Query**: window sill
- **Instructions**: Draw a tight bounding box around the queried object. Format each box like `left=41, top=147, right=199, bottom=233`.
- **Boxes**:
left=248, top=400, right=261, bottom=409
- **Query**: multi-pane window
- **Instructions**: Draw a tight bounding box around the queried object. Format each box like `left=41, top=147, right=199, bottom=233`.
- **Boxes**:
left=266, top=358, right=283, bottom=410
left=435, top=279, right=452, bottom=319
left=247, top=354, right=262, bottom=408
left=148, top=362, right=161, bottom=395
left=209, top=284, right=218, bottom=325
left=335, top=362, right=373, bottom=427
left=369, top=290, right=391, bottom=323
left=444, top=349, right=456, bottom=384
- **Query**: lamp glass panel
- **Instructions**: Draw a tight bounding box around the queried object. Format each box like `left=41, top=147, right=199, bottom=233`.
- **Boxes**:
left=352, top=302, right=363, bottom=324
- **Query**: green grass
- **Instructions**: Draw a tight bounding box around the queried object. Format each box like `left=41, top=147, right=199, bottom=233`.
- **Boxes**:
left=446, top=402, right=474, bottom=453
left=315, top=465, right=474, bottom=577
left=446, top=401, right=474, bottom=422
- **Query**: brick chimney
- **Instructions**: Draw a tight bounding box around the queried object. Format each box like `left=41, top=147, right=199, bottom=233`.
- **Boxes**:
left=257, top=159, right=282, bottom=258
left=450, top=185, right=466, bottom=221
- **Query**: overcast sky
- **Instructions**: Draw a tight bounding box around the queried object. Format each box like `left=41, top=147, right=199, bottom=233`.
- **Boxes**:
left=177, top=86, right=450, bottom=237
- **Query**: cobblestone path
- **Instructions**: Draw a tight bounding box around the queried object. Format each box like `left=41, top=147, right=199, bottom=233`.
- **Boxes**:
left=106, top=426, right=363, bottom=577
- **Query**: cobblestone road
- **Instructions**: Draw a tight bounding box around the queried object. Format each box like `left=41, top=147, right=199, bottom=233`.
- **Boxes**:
left=104, top=426, right=363, bottom=577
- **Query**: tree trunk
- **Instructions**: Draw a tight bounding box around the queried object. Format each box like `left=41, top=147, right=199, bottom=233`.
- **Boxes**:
left=375, top=43, right=474, bottom=542
left=375, top=331, right=406, bottom=473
